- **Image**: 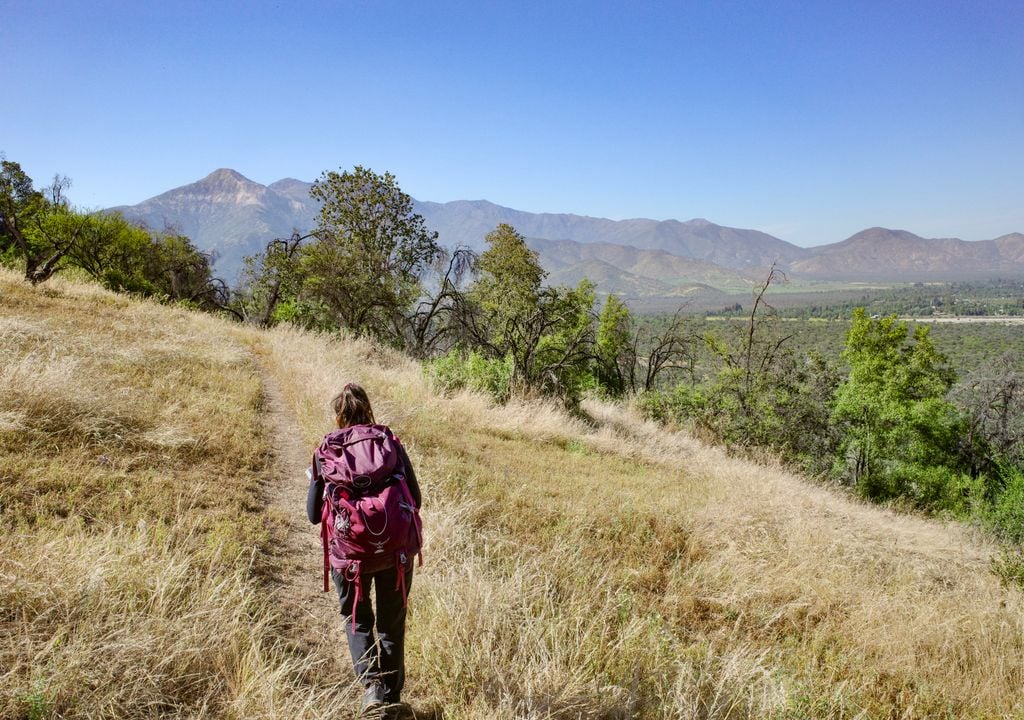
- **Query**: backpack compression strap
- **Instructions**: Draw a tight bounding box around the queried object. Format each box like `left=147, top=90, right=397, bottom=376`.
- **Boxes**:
left=315, top=454, right=331, bottom=593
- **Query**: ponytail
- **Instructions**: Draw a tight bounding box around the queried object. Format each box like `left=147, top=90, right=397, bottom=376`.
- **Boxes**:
left=332, top=383, right=375, bottom=427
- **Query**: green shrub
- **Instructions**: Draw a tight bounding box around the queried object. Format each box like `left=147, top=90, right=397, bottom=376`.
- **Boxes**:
left=990, top=546, right=1024, bottom=588
left=426, top=349, right=514, bottom=403
left=991, top=466, right=1024, bottom=543
left=882, top=463, right=974, bottom=514
left=636, top=384, right=707, bottom=428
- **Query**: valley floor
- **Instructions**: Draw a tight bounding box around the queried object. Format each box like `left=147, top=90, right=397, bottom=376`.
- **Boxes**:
left=2, top=268, right=1023, bottom=719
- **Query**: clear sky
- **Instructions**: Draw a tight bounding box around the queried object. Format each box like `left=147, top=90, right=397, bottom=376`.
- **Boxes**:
left=3, top=0, right=1022, bottom=247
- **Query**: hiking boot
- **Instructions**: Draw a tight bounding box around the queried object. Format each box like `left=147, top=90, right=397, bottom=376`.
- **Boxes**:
left=382, top=689, right=401, bottom=705
left=361, top=682, right=386, bottom=715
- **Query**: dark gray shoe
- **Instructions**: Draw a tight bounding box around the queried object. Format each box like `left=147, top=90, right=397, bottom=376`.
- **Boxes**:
left=361, top=683, right=386, bottom=715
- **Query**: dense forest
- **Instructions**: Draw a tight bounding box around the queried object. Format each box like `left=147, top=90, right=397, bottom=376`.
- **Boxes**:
left=4, top=157, right=1023, bottom=585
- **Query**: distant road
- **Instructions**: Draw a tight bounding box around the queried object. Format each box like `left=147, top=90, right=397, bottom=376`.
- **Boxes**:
left=902, top=316, right=1024, bottom=325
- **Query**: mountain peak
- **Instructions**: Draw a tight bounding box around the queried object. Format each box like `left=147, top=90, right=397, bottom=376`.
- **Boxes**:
left=203, top=168, right=254, bottom=184
left=268, top=177, right=305, bottom=188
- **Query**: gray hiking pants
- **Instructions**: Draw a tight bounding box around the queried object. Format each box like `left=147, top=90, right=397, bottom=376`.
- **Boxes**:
left=331, top=564, right=413, bottom=703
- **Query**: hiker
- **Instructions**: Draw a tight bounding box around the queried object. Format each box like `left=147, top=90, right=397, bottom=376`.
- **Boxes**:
left=306, top=382, right=423, bottom=713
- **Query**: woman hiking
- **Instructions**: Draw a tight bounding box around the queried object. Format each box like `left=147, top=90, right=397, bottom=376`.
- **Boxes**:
left=306, top=383, right=422, bottom=714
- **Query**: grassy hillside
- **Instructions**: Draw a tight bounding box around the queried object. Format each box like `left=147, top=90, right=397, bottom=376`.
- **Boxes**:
left=3, top=267, right=1023, bottom=718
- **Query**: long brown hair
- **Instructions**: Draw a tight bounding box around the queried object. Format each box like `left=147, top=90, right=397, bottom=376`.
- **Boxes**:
left=332, top=382, right=375, bottom=428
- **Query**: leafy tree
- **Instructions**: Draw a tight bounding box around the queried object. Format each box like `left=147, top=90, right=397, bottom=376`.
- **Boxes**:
left=304, top=166, right=442, bottom=342
left=449, top=224, right=598, bottom=403
left=143, top=231, right=222, bottom=304
left=595, top=294, right=633, bottom=395
left=63, top=212, right=156, bottom=291
left=473, top=225, right=545, bottom=307
left=530, top=280, right=597, bottom=400
left=0, top=160, right=77, bottom=283
left=238, top=232, right=310, bottom=326
left=832, top=308, right=961, bottom=500
left=0, top=158, right=225, bottom=307
left=466, top=223, right=546, bottom=350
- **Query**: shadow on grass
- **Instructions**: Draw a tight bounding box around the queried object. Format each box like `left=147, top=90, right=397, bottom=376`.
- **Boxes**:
left=385, top=703, right=444, bottom=719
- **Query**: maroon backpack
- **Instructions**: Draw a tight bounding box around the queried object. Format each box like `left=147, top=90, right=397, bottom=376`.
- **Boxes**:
left=313, top=424, right=422, bottom=610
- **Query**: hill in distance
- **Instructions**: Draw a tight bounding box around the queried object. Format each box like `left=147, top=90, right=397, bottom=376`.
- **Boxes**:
left=790, top=227, right=1024, bottom=280
left=110, top=169, right=1024, bottom=290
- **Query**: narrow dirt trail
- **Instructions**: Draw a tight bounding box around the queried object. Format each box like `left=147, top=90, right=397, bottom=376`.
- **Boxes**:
left=258, top=364, right=342, bottom=658
left=257, top=357, right=437, bottom=719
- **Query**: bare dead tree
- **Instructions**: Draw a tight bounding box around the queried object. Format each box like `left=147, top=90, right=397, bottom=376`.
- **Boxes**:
left=402, top=246, right=477, bottom=357
left=630, top=308, right=700, bottom=392
left=706, top=262, right=792, bottom=418
left=245, top=231, right=312, bottom=326
left=46, top=175, right=71, bottom=207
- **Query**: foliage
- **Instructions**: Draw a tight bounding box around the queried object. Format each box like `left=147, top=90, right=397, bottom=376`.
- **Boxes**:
left=831, top=309, right=962, bottom=501
left=237, top=232, right=309, bottom=326
left=594, top=294, right=633, bottom=395
left=457, top=224, right=598, bottom=403
left=990, top=465, right=1024, bottom=543
left=426, top=348, right=515, bottom=402
left=468, top=223, right=546, bottom=332
left=1, top=157, right=228, bottom=311
left=990, top=547, right=1024, bottom=588
left=635, top=268, right=843, bottom=475
left=144, top=231, right=229, bottom=309
left=304, top=166, right=442, bottom=342
left=238, top=166, right=445, bottom=346
left=0, top=160, right=74, bottom=283
left=61, top=211, right=153, bottom=291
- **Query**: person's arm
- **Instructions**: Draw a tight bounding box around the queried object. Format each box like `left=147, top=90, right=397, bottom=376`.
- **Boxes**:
left=397, top=442, right=422, bottom=508
left=306, top=465, right=324, bottom=524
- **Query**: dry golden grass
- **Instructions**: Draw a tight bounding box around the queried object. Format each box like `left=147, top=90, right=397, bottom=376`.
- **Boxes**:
left=0, top=269, right=355, bottom=718
left=4, top=267, right=1024, bottom=719
left=261, top=324, right=1024, bottom=719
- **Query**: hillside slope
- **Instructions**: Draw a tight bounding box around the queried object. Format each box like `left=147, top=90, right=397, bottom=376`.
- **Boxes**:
left=2, top=269, right=1022, bottom=719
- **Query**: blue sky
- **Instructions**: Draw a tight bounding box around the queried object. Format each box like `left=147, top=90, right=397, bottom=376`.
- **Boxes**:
left=3, top=0, right=1022, bottom=247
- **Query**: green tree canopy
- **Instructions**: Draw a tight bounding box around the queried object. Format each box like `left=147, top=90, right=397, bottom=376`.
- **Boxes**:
left=0, top=160, right=73, bottom=283
left=304, top=166, right=442, bottom=341
left=595, top=293, right=633, bottom=396
left=832, top=308, right=961, bottom=501
left=459, top=223, right=597, bottom=401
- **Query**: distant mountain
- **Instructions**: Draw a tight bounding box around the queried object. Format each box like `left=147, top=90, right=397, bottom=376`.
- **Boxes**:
left=109, top=169, right=1024, bottom=288
left=527, top=238, right=758, bottom=295
left=110, top=170, right=797, bottom=287
left=109, top=169, right=314, bottom=280
left=789, top=227, right=1024, bottom=280
left=413, top=199, right=807, bottom=269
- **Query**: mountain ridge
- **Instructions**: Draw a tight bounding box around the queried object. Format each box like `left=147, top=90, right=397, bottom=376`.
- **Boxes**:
left=109, top=169, right=1024, bottom=288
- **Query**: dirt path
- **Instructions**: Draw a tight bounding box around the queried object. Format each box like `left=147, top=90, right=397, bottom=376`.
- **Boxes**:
left=255, top=349, right=439, bottom=720
left=259, top=364, right=342, bottom=658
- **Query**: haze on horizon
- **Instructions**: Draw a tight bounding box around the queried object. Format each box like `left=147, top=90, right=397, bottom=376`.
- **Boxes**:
left=2, top=0, right=1023, bottom=248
